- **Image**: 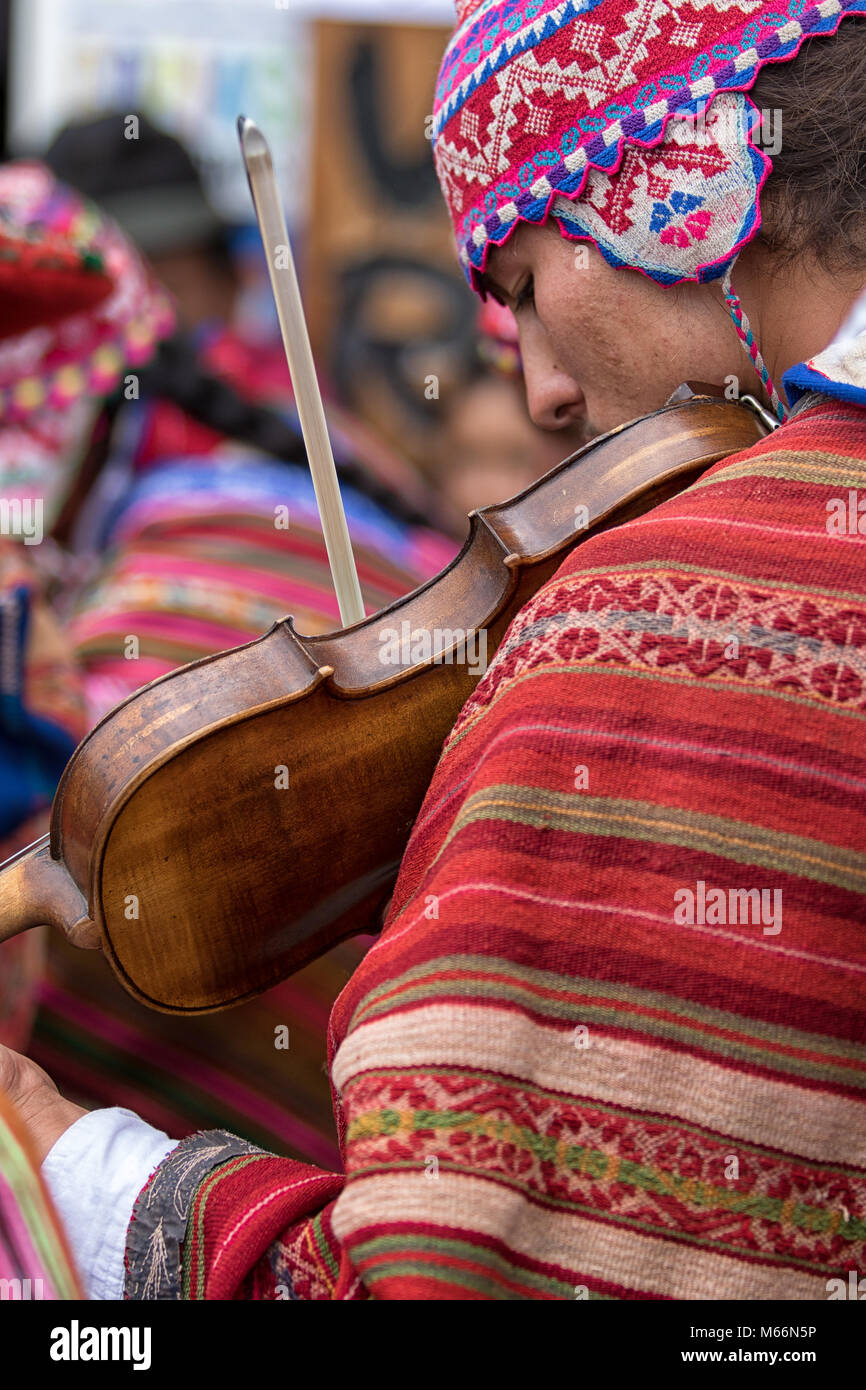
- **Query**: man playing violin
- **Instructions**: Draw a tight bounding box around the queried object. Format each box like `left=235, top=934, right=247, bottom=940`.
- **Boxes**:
left=3, top=0, right=866, bottom=1300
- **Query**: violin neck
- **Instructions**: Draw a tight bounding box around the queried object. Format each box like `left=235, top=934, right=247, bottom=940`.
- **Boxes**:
left=0, top=836, right=93, bottom=946
left=0, top=833, right=51, bottom=876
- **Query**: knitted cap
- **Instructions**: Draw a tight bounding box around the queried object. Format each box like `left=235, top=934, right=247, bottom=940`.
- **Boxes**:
left=0, top=161, right=175, bottom=533
left=0, top=161, right=174, bottom=427
left=44, top=112, right=227, bottom=259
left=0, top=215, right=112, bottom=341
left=433, top=0, right=866, bottom=292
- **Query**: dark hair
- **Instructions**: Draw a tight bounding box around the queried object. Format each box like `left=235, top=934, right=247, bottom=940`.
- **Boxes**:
left=43, top=111, right=232, bottom=270
left=134, top=334, right=442, bottom=532
left=750, top=17, right=866, bottom=271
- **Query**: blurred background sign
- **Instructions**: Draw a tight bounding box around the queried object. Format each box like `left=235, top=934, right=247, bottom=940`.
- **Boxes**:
left=308, top=18, right=475, bottom=471
left=7, top=0, right=311, bottom=223
left=5, top=0, right=455, bottom=224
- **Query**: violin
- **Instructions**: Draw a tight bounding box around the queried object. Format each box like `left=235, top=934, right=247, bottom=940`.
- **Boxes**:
left=0, top=388, right=765, bottom=1013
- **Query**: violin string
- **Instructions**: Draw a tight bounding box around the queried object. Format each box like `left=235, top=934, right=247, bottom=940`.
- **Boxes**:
left=0, top=832, right=51, bottom=872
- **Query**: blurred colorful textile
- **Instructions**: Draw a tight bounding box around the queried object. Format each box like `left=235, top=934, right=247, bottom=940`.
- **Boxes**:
left=0, top=541, right=88, bottom=1053
left=0, top=1089, right=83, bottom=1300
left=0, top=158, right=169, bottom=1057
left=0, top=161, right=173, bottom=535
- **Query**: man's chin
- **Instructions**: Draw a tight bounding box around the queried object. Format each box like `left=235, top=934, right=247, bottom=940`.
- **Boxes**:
left=588, top=389, right=676, bottom=440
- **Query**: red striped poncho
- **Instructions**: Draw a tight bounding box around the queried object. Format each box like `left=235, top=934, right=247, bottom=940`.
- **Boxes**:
left=125, top=395, right=866, bottom=1300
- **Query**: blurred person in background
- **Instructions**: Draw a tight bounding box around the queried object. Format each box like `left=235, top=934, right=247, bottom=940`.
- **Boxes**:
left=45, top=111, right=239, bottom=336
left=0, top=157, right=171, bottom=1058
left=0, top=161, right=169, bottom=1301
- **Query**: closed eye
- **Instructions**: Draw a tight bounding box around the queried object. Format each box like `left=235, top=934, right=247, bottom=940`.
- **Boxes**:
left=514, top=275, right=535, bottom=313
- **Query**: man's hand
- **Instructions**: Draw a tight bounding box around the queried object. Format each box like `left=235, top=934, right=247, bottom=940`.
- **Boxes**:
left=0, top=1044, right=87, bottom=1165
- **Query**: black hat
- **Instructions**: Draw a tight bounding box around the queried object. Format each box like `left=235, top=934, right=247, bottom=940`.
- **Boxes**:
left=44, top=111, right=226, bottom=257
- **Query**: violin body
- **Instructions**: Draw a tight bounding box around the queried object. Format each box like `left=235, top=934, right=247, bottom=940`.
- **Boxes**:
left=0, top=395, right=763, bottom=1013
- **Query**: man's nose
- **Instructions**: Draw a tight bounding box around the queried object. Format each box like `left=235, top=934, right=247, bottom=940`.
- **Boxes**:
left=520, top=329, right=586, bottom=431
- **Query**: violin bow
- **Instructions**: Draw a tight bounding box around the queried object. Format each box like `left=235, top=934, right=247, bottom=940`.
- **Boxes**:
left=238, top=117, right=365, bottom=628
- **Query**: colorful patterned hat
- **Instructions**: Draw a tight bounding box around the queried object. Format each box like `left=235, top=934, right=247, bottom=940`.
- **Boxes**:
left=0, top=223, right=112, bottom=342
left=0, top=162, right=174, bottom=426
left=0, top=161, right=174, bottom=535
left=433, top=0, right=866, bottom=293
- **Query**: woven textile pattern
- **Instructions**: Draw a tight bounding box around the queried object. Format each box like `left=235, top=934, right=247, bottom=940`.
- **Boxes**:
left=432, top=0, right=866, bottom=289
left=549, top=91, right=763, bottom=283
left=128, top=398, right=866, bottom=1299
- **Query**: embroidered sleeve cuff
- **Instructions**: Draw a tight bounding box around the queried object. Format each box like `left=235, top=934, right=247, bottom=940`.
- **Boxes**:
left=125, top=1130, right=266, bottom=1300
left=42, top=1108, right=179, bottom=1301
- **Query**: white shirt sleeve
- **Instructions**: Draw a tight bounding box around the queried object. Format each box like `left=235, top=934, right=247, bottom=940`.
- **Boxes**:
left=41, top=1108, right=179, bottom=1301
